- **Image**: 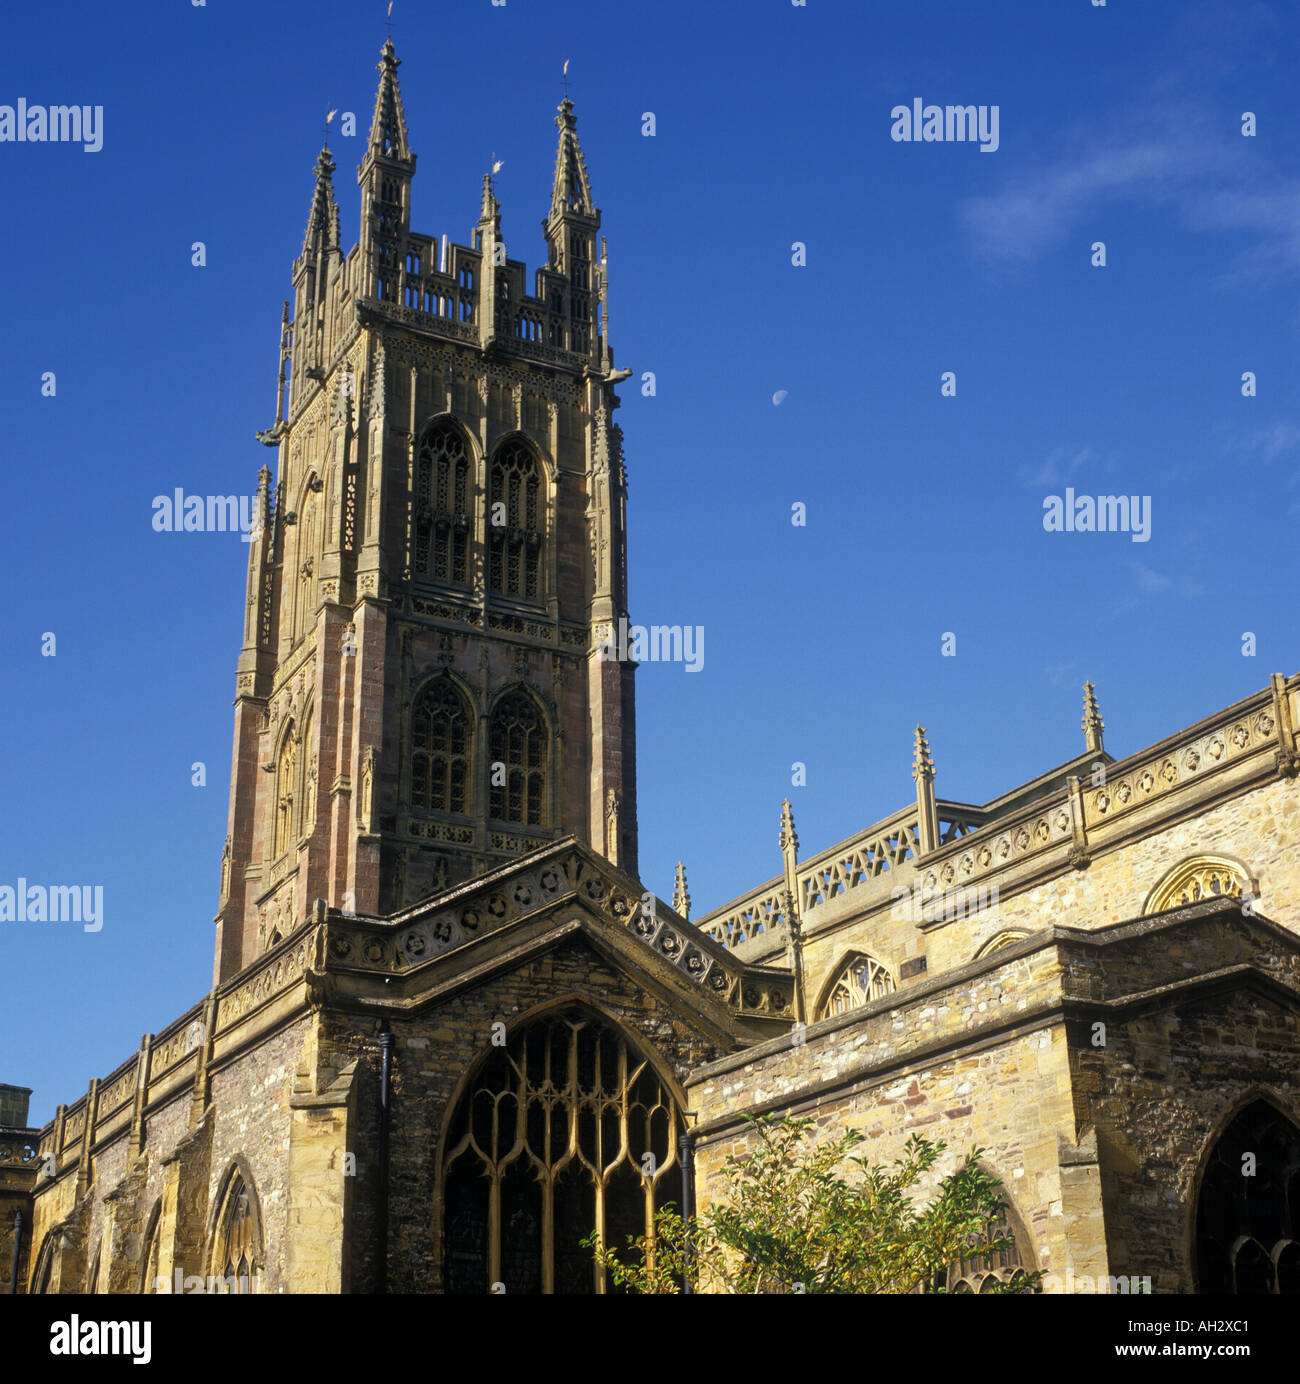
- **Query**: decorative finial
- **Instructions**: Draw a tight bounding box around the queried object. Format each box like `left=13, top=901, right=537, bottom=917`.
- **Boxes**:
left=912, top=725, right=935, bottom=783
left=1083, top=681, right=1105, bottom=754
left=672, top=862, right=690, bottom=920
left=779, top=799, right=798, bottom=856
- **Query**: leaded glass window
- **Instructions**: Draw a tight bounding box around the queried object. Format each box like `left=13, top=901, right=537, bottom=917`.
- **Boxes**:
left=488, top=692, right=547, bottom=826
left=442, top=1008, right=679, bottom=1294
left=1196, top=1099, right=1300, bottom=1294
left=487, top=440, right=542, bottom=599
left=414, top=423, right=471, bottom=586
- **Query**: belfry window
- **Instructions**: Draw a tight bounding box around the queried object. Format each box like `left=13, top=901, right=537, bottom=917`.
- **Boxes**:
left=442, top=1008, right=679, bottom=1293
left=487, top=440, right=543, bottom=600
left=488, top=692, right=548, bottom=826
left=414, top=423, right=471, bottom=586
left=411, top=680, right=472, bottom=815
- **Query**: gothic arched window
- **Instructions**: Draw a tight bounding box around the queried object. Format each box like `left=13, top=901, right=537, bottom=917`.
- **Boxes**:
left=441, top=1007, right=680, bottom=1294
left=974, top=930, right=1030, bottom=960
left=947, top=1206, right=1034, bottom=1293
left=272, top=725, right=297, bottom=858
left=487, top=440, right=543, bottom=600
left=488, top=691, right=548, bottom=827
left=817, top=952, right=896, bottom=1020
left=213, top=1172, right=260, bottom=1294
left=414, top=422, right=472, bottom=586
left=411, top=680, right=472, bottom=815
left=1145, top=855, right=1253, bottom=915
left=1196, top=1098, right=1300, bottom=1293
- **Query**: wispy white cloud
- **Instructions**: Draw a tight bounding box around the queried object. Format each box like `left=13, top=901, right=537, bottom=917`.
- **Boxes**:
left=961, top=86, right=1300, bottom=290
left=1134, top=563, right=1173, bottom=595
left=1028, top=444, right=1093, bottom=488
left=964, top=140, right=1203, bottom=264
left=1132, top=562, right=1203, bottom=600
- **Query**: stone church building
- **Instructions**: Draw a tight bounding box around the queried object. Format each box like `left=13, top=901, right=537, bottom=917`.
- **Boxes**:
left=4, top=38, right=1300, bottom=1296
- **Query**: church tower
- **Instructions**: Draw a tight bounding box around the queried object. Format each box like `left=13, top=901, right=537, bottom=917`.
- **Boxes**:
left=213, top=40, right=637, bottom=982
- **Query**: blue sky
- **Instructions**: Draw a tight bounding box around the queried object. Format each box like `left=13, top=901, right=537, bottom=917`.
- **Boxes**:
left=3, top=0, right=1299, bottom=1125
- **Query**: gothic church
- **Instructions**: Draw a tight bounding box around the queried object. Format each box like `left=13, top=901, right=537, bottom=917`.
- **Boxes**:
left=4, top=37, right=1300, bottom=1296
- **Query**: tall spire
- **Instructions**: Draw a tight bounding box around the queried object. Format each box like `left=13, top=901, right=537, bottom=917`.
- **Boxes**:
left=358, top=37, right=417, bottom=305
left=302, top=145, right=341, bottom=258
left=542, top=89, right=601, bottom=360
left=549, top=97, right=595, bottom=220
left=367, top=38, right=412, bottom=162
left=1082, top=682, right=1105, bottom=755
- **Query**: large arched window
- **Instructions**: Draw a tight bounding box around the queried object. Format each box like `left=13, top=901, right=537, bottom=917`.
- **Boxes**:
left=489, top=691, right=548, bottom=827
left=1196, top=1098, right=1300, bottom=1293
left=817, top=951, right=896, bottom=1020
left=411, top=679, right=472, bottom=815
left=211, top=1170, right=261, bottom=1294
left=272, top=724, right=297, bottom=857
left=414, top=422, right=471, bottom=586
left=487, top=439, right=543, bottom=599
left=441, top=1007, right=680, bottom=1294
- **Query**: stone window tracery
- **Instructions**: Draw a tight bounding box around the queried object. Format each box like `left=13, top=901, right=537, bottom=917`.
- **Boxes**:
left=947, top=1215, right=1032, bottom=1293
left=488, top=440, right=543, bottom=600
left=214, top=1174, right=259, bottom=1294
left=1145, top=855, right=1252, bottom=915
left=488, top=691, right=548, bottom=827
left=818, top=951, right=895, bottom=1019
left=414, top=422, right=471, bottom=586
left=441, top=1007, right=680, bottom=1294
left=411, top=679, right=472, bottom=815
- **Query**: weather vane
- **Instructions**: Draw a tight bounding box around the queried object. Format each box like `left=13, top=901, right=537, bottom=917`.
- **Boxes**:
left=386, top=1, right=394, bottom=41
left=562, top=58, right=570, bottom=99
left=323, top=107, right=337, bottom=147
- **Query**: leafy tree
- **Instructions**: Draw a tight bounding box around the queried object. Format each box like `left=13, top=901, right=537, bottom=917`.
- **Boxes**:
left=584, top=1114, right=1041, bottom=1294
